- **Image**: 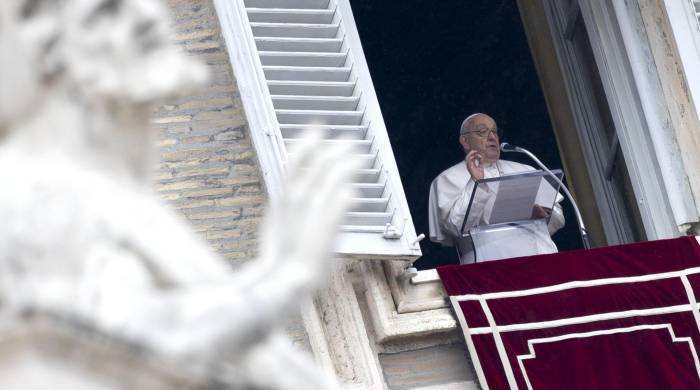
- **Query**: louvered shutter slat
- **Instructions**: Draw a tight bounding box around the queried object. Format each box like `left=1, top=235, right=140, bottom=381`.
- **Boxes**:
left=267, top=81, right=355, bottom=96
left=263, top=66, right=352, bottom=82
left=286, top=152, right=376, bottom=170
left=279, top=124, right=367, bottom=140
left=285, top=139, right=372, bottom=153
left=350, top=198, right=389, bottom=212
left=352, top=168, right=381, bottom=183
left=247, top=8, right=335, bottom=24
left=247, top=9, right=336, bottom=24
left=259, top=52, right=348, bottom=67
left=255, top=37, right=343, bottom=52
left=340, top=224, right=388, bottom=233
left=275, top=110, right=364, bottom=126
left=344, top=212, right=393, bottom=226
left=352, top=183, right=385, bottom=198
left=251, top=23, right=340, bottom=39
left=271, top=95, right=359, bottom=111
left=351, top=154, right=377, bottom=170
left=244, top=0, right=330, bottom=9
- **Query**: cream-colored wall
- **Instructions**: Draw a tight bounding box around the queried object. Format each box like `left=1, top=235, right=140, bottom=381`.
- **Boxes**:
left=638, top=0, right=700, bottom=231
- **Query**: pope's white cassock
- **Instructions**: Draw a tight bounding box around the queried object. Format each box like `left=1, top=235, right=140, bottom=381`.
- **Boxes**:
left=429, top=160, right=565, bottom=264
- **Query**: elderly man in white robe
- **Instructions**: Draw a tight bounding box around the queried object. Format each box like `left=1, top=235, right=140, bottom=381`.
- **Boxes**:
left=428, top=113, right=565, bottom=264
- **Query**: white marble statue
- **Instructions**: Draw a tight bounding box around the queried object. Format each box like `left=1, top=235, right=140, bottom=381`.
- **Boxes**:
left=0, top=0, right=353, bottom=388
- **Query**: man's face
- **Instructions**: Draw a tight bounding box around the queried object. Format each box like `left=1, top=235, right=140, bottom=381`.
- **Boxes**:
left=65, top=0, right=208, bottom=102
left=460, top=115, right=500, bottom=164
left=0, top=0, right=208, bottom=110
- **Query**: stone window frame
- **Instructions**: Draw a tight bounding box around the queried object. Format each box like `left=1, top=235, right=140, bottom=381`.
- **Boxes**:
left=659, top=0, right=700, bottom=214
left=541, top=0, right=697, bottom=241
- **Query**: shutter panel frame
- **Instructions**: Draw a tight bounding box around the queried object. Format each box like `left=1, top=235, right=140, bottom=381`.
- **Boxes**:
left=214, top=0, right=422, bottom=258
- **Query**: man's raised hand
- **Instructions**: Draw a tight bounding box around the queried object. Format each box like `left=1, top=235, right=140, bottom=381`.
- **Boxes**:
left=466, top=150, right=485, bottom=181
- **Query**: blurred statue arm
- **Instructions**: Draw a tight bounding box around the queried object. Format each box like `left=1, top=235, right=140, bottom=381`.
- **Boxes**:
left=85, top=136, right=355, bottom=365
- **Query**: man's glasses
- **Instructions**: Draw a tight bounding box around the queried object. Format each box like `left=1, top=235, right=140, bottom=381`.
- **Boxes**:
left=462, top=127, right=502, bottom=138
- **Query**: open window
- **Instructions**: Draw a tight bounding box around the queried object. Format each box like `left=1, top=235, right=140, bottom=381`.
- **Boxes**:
left=352, top=0, right=700, bottom=327
left=349, top=1, right=590, bottom=271
left=352, top=0, right=698, bottom=274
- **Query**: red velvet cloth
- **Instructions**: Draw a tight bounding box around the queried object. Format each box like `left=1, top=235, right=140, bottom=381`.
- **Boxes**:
left=438, top=237, right=700, bottom=389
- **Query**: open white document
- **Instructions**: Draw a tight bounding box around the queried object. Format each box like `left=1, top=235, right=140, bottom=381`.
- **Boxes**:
left=483, top=175, right=558, bottom=224
left=535, top=179, right=558, bottom=208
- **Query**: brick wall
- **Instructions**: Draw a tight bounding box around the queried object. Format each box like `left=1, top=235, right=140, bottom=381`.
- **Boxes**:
left=152, top=0, right=265, bottom=268
left=154, top=0, right=312, bottom=353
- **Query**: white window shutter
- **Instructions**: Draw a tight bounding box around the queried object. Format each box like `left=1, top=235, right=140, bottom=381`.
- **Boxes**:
left=215, top=0, right=421, bottom=257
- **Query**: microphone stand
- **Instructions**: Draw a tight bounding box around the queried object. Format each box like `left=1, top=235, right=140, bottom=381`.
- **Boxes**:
left=501, top=143, right=591, bottom=250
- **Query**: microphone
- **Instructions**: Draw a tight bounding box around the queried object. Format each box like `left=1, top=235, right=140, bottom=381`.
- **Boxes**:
left=500, top=143, right=591, bottom=249
left=500, top=142, right=518, bottom=152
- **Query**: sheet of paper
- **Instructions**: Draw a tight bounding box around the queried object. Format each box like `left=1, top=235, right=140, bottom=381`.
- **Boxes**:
left=535, top=179, right=558, bottom=208
left=486, top=175, right=541, bottom=224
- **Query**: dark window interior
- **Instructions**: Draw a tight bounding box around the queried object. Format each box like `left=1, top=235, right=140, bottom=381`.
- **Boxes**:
left=350, top=0, right=583, bottom=269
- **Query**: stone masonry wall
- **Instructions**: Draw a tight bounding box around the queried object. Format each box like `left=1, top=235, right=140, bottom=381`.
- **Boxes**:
left=152, top=0, right=265, bottom=269
left=153, top=0, right=312, bottom=353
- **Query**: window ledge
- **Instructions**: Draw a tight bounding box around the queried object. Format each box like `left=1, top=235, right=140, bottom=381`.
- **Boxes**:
left=411, top=269, right=440, bottom=285
left=360, top=261, right=455, bottom=343
left=335, top=232, right=422, bottom=258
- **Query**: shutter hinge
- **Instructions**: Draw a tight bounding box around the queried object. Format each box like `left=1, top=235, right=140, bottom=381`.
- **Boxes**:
left=383, top=216, right=406, bottom=239
left=398, top=266, right=418, bottom=282
left=411, top=233, right=425, bottom=249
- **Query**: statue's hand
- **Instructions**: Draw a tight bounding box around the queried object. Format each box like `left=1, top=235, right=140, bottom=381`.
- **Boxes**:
left=255, top=133, right=357, bottom=290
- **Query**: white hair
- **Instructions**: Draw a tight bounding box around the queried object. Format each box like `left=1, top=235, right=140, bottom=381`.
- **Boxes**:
left=459, top=113, right=489, bottom=135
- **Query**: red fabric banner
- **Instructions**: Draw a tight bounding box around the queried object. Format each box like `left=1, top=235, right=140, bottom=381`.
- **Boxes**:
left=438, top=237, right=700, bottom=390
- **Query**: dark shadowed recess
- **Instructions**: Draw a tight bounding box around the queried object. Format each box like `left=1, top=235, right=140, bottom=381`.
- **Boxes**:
left=349, top=0, right=582, bottom=269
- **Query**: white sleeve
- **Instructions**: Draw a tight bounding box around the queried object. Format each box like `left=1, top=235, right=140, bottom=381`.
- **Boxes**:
left=547, top=194, right=565, bottom=235
left=429, top=175, right=493, bottom=245
left=443, top=181, right=492, bottom=237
